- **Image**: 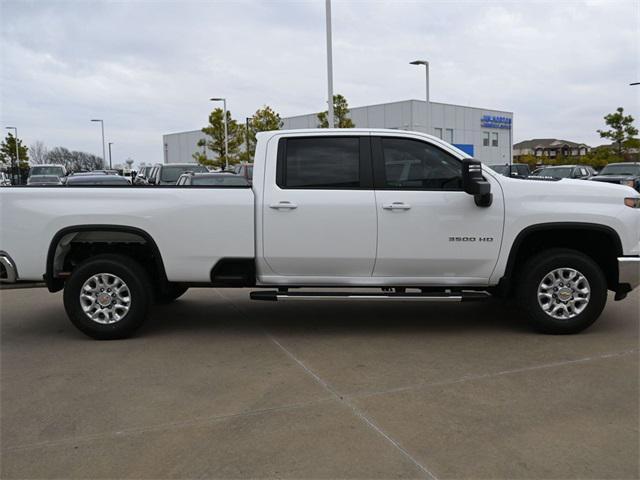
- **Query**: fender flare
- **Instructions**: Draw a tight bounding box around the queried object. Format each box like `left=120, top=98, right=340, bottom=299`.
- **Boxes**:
left=45, top=224, right=168, bottom=292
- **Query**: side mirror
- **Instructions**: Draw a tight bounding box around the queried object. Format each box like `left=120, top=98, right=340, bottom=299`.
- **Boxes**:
left=462, top=158, right=492, bottom=207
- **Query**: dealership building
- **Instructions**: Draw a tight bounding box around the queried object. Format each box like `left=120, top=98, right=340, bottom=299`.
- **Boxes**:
left=162, top=99, right=513, bottom=165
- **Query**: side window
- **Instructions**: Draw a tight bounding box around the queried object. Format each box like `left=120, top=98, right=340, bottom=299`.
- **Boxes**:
left=278, top=137, right=360, bottom=189
left=379, top=137, right=462, bottom=190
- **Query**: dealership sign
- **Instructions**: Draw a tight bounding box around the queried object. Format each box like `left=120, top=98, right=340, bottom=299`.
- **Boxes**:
left=481, top=115, right=511, bottom=129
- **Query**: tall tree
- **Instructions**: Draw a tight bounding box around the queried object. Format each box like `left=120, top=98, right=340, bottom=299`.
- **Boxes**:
left=597, top=107, right=639, bottom=156
left=29, top=141, right=49, bottom=165
left=46, top=147, right=103, bottom=173
left=317, top=94, right=355, bottom=128
left=0, top=133, right=29, bottom=167
left=244, top=105, right=283, bottom=160
left=193, top=108, right=244, bottom=169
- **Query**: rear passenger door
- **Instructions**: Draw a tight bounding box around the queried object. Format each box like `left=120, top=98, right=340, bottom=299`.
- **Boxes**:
left=261, top=135, right=377, bottom=279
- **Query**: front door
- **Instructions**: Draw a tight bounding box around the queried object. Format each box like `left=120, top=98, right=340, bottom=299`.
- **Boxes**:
left=262, top=135, right=377, bottom=279
left=371, top=135, right=504, bottom=284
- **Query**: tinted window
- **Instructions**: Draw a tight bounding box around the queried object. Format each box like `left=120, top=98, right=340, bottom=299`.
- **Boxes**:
left=538, top=167, right=572, bottom=178
left=281, top=137, right=360, bottom=188
left=600, top=164, right=640, bottom=176
left=192, top=175, right=249, bottom=186
left=380, top=138, right=462, bottom=190
left=30, top=166, right=64, bottom=177
left=160, top=165, right=208, bottom=182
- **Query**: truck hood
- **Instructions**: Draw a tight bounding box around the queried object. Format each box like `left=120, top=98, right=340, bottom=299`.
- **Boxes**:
left=499, top=175, right=638, bottom=200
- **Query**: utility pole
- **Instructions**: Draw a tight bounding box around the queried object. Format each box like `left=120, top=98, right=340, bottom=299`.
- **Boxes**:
left=410, top=60, right=430, bottom=134
left=108, top=142, right=114, bottom=169
left=325, top=0, right=335, bottom=128
left=90, top=119, right=106, bottom=168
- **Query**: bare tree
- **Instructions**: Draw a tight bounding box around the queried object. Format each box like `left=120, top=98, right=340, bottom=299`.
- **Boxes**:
left=29, top=141, right=49, bottom=165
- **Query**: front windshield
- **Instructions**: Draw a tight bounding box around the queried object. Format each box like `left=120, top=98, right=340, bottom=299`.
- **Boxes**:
left=490, top=165, right=509, bottom=175
left=30, top=166, right=64, bottom=177
left=537, top=167, right=572, bottom=178
left=192, top=176, right=248, bottom=186
left=600, top=164, right=640, bottom=176
left=29, top=176, right=59, bottom=183
left=160, top=165, right=208, bottom=182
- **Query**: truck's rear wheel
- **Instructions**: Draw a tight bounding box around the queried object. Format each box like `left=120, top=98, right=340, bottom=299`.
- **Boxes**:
left=63, top=254, right=151, bottom=340
left=518, top=248, right=607, bottom=334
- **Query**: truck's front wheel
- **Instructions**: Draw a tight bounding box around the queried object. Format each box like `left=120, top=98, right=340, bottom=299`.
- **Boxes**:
left=518, top=248, right=607, bottom=334
left=63, top=254, right=152, bottom=340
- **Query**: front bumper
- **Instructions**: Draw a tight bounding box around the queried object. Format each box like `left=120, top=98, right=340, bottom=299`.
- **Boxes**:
left=618, top=257, right=640, bottom=291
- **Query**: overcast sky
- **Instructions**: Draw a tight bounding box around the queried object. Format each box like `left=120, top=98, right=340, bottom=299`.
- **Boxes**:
left=1, top=0, right=638, bottom=166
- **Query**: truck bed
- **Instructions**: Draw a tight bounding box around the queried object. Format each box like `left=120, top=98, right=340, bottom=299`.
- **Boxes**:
left=0, top=186, right=255, bottom=282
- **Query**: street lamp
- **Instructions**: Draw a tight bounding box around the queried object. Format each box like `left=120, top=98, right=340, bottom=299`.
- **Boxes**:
left=325, top=0, right=335, bottom=128
left=210, top=98, right=228, bottom=170
left=5, top=126, right=19, bottom=184
left=90, top=119, right=106, bottom=168
left=108, top=142, right=114, bottom=169
left=410, top=60, right=430, bottom=135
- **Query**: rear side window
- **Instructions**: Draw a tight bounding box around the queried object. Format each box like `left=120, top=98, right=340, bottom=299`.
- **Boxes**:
left=278, top=137, right=361, bottom=189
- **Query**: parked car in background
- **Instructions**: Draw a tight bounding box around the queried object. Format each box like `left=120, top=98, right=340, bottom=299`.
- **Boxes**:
left=531, top=165, right=596, bottom=180
left=134, top=166, right=153, bottom=185
left=489, top=163, right=530, bottom=178
left=28, top=164, right=66, bottom=181
left=176, top=172, right=250, bottom=186
left=0, top=172, right=11, bottom=186
left=233, top=162, right=254, bottom=182
left=65, top=175, right=130, bottom=186
left=147, top=163, right=209, bottom=185
left=590, top=162, right=640, bottom=192
left=26, top=175, right=63, bottom=186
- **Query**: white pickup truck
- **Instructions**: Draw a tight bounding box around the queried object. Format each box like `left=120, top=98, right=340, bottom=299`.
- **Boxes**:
left=2, top=129, right=639, bottom=339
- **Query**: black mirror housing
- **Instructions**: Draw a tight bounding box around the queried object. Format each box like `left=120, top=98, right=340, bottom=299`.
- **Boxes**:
left=462, top=158, right=492, bottom=207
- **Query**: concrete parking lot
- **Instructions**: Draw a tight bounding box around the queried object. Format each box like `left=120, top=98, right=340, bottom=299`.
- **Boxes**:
left=1, top=287, right=638, bottom=479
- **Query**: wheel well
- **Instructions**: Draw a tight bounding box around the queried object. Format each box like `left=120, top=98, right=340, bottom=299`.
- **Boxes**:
left=46, top=226, right=168, bottom=292
left=501, top=224, right=622, bottom=296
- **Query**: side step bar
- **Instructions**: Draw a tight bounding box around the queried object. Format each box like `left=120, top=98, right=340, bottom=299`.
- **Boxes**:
left=250, top=290, right=491, bottom=302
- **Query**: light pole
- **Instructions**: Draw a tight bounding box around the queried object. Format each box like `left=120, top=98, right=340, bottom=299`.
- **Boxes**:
left=325, top=0, right=335, bottom=128
left=108, top=142, right=114, bottom=169
left=90, top=119, right=106, bottom=168
left=5, top=126, right=19, bottom=184
left=210, top=98, right=228, bottom=170
left=410, top=60, right=430, bottom=135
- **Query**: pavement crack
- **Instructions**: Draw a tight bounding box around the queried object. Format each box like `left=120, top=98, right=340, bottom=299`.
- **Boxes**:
left=350, top=348, right=640, bottom=400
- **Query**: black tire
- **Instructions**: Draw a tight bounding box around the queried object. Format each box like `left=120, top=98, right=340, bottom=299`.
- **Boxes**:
left=63, top=254, right=152, bottom=340
left=155, top=284, right=189, bottom=304
left=517, top=248, right=608, bottom=334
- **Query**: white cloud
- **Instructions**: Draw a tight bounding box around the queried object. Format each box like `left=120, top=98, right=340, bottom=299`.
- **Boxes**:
left=1, top=0, right=638, bottom=165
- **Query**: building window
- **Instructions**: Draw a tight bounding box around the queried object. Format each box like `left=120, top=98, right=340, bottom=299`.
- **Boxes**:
left=571, top=148, right=578, bottom=156
left=483, top=132, right=490, bottom=147
left=491, top=132, right=498, bottom=147
left=445, top=128, right=454, bottom=143
left=579, top=148, right=586, bottom=156
left=535, top=149, right=542, bottom=157
left=434, top=128, right=443, bottom=139
left=550, top=150, right=557, bottom=157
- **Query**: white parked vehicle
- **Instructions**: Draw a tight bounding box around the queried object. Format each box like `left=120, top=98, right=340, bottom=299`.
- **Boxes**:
left=28, top=164, right=67, bottom=180
left=1, top=129, right=639, bottom=339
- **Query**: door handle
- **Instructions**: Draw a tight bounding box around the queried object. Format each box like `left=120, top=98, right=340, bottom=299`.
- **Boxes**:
left=382, top=202, right=411, bottom=210
left=269, top=201, right=298, bottom=210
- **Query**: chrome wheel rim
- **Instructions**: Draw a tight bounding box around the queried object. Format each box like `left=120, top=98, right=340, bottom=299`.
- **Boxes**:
left=80, top=273, right=131, bottom=324
left=537, top=268, right=590, bottom=320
